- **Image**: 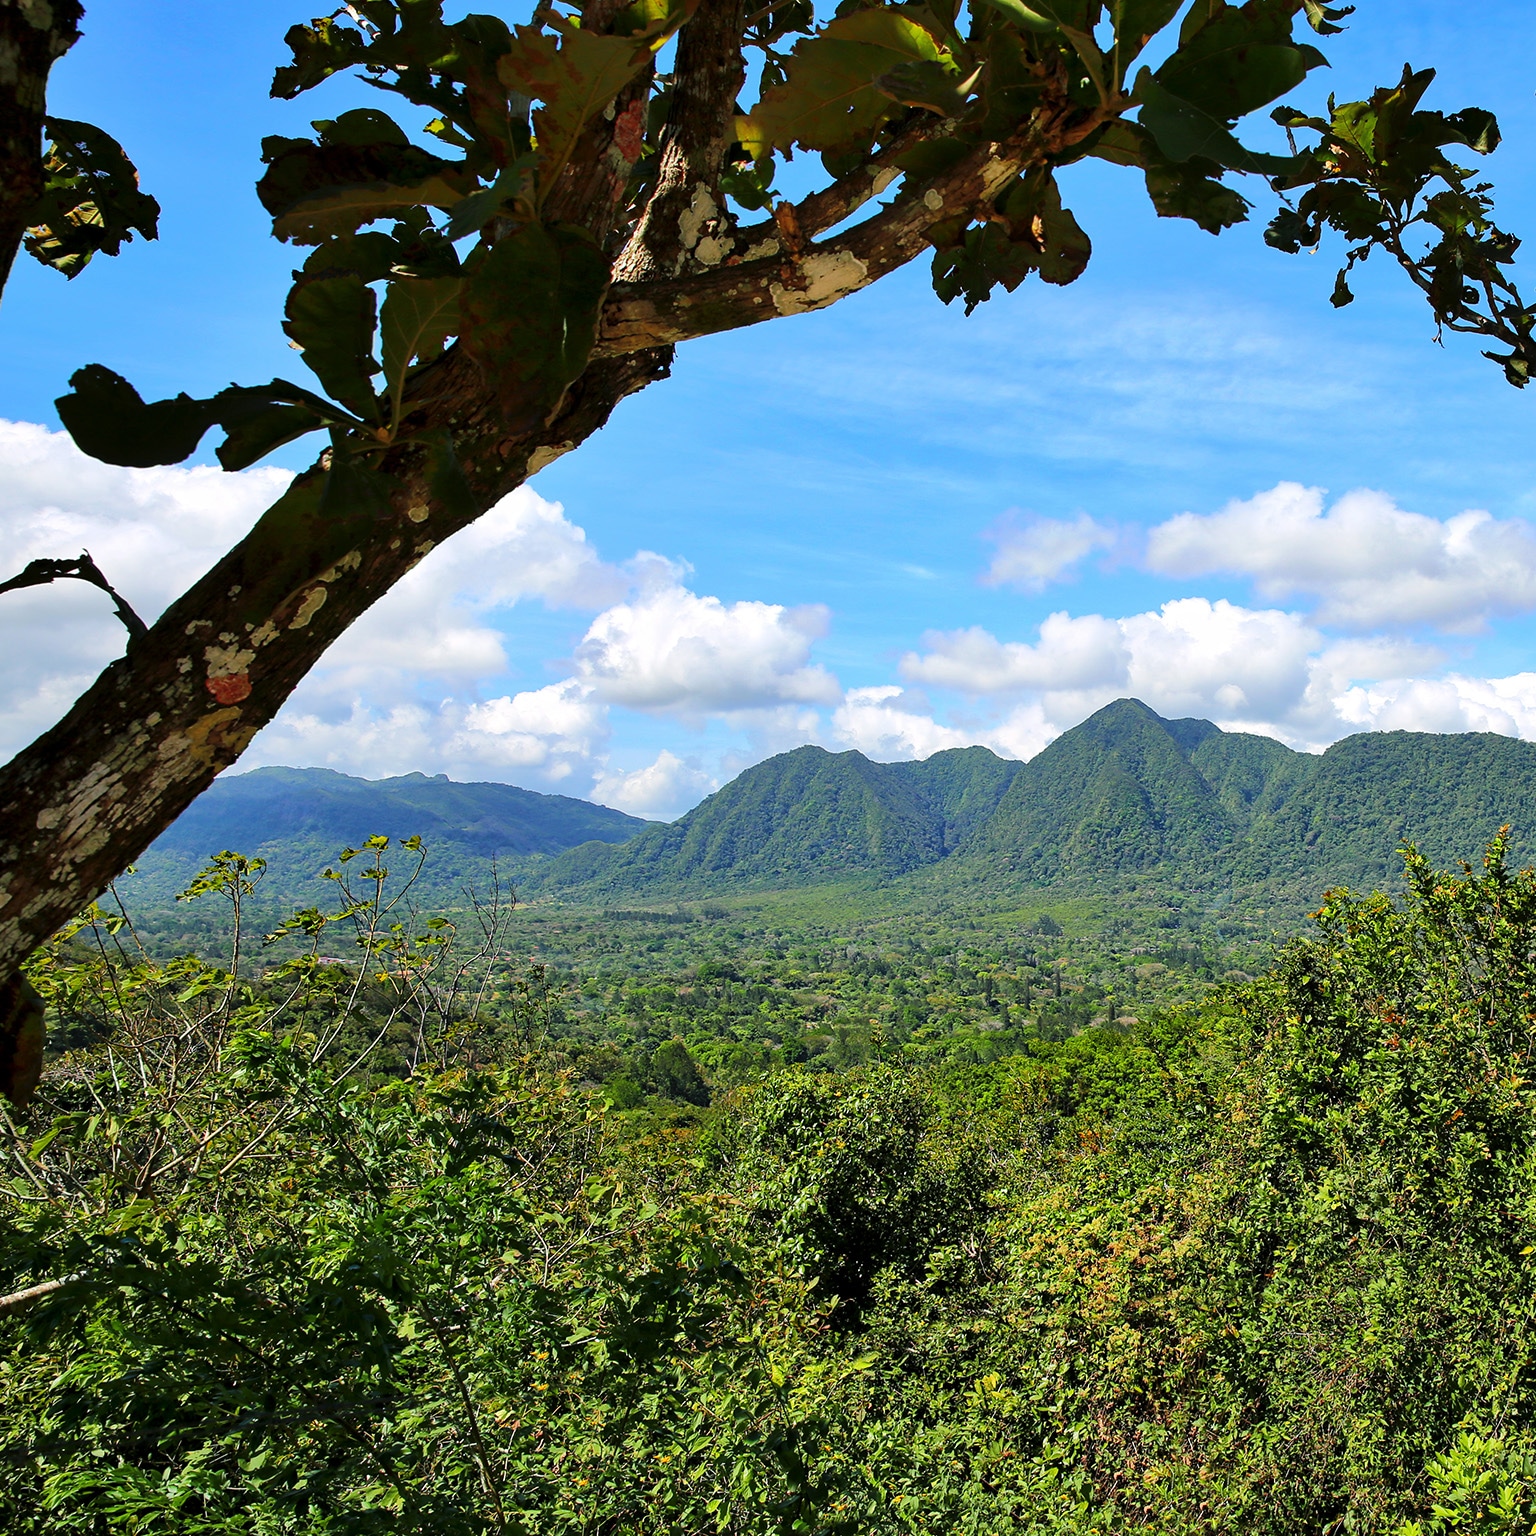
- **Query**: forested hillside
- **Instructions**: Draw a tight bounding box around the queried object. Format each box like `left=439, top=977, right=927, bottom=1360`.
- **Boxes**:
left=126, top=766, right=652, bottom=912
left=532, top=700, right=1536, bottom=916
left=9, top=833, right=1536, bottom=1532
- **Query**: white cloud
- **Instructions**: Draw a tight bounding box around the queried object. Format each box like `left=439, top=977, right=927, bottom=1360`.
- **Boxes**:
left=903, top=612, right=1127, bottom=693
left=983, top=512, right=1114, bottom=591
left=302, top=486, right=629, bottom=701
left=1332, top=673, right=1536, bottom=739
left=901, top=598, right=1341, bottom=745
left=571, top=581, right=839, bottom=712
left=244, top=678, right=613, bottom=788
left=246, top=557, right=844, bottom=802
left=1146, top=481, right=1536, bottom=631
left=592, top=750, right=715, bottom=820
left=833, top=686, right=984, bottom=759
left=832, top=686, right=1060, bottom=762
left=1119, top=597, right=1321, bottom=723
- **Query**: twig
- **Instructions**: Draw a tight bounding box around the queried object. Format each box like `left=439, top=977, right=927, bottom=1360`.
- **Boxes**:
left=0, top=552, right=149, bottom=641
left=0, top=1274, right=77, bottom=1312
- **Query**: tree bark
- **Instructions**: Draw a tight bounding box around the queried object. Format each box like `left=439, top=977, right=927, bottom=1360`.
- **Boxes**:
left=613, top=0, right=747, bottom=283
left=0, top=0, right=83, bottom=293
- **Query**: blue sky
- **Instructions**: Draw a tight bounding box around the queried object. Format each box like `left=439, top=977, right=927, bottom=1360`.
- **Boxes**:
left=3, top=2, right=1536, bottom=817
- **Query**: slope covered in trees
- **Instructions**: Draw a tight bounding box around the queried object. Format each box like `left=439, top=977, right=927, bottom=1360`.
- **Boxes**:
left=530, top=700, right=1536, bottom=910
left=127, top=765, right=651, bottom=910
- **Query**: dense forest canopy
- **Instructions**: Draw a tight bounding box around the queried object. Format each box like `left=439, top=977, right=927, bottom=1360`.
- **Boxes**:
left=6, top=831, right=1536, bottom=1531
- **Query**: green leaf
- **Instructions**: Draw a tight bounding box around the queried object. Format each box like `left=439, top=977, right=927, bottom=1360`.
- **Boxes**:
left=425, top=432, right=480, bottom=522
left=500, top=23, right=654, bottom=202
left=23, top=118, right=160, bottom=278
left=459, top=222, right=611, bottom=434
left=320, top=448, right=397, bottom=522
left=878, top=59, right=978, bottom=118
left=381, top=277, right=463, bottom=425
left=441, top=156, right=539, bottom=241
left=56, top=367, right=355, bottom=469
left=1152, top=0, right=1327, bottom=123
left=1145, top=157, right=1250, bottom=232
left=1135, top=70, right=1296, bottom=173
left=271, top=15, right=370, bottom=99
left=740, top=12, right=945, bottom=156
left=1109, top=0, right=1182, bottom=72
left=970, top=0, right=1063, bottom=34
left=215, top=402, right=328, bottom=473
left=283, top=275, right=381, bottom=423
left=932, top=172, right=1090, bottom=311
left=55, top=366, right=218, bottom=468
left=258, top=118, right=473, bottom=244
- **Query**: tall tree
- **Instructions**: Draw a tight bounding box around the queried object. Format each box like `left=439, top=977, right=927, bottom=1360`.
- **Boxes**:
left=0, top=0, right=1530, bottom=1102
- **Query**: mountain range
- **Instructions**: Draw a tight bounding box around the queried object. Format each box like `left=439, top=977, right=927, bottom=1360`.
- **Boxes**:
left=129, top=700, right=1536, bottom=921
left=527, top=698, right=1536, bottom=908
left=125, top=766, right=651, bottom=910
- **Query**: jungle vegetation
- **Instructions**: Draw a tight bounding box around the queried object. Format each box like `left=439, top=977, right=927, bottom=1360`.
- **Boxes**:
left=6, top=832, right=1536, bottom=1532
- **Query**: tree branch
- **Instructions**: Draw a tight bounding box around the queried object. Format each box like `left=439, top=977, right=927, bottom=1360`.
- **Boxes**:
left=0, top=347, right=671, bottom=992
left=0, top=552, right=150, bottom=642
left=600, top=133, right=1028, bottom=353
left=600, top=91, right=1107, bottom=353
left=613, top=0, right=747, bottom=282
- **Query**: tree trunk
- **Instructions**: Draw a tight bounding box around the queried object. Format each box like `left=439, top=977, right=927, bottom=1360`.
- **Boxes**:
left=0, top=347, right=669, bottom=1008
left=0, top=0, right=83, bottom=293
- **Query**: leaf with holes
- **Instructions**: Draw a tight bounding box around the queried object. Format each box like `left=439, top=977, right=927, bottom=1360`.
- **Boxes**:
left=23, top=118, right=160, bottom=279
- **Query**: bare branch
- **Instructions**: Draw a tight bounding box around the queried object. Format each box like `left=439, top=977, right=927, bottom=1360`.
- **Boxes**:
left=0, top=552, right=149, bottom=642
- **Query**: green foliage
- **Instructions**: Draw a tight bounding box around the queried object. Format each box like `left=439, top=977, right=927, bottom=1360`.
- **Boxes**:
left=458, top=221, right=611, bottom=435
left=22, top=117, right=160, bottom=278
left=20, top=832, right=1536, bottom=1530
left=1266, top=63, right=1536, bottom=385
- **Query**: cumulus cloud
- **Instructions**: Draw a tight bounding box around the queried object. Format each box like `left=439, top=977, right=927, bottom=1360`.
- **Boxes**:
left=832, top=686, right=1060, bottom=763
left=244, top=677, right=614, bottom=787
left=303, top=486, right=630, bottom=702
left=983, top=512, right=1115, bottom=591
left=249, top=560, right=844, bottom=798
left=592, top=750, right=715, bottom=820
left=571, top=581, right=839, bottom=712
left=833, top=687, right=984, bottom=759
left=891, top=596, right=1501, bottom=754
left=1333, top=673, right=1536, bottom=739
left=1146, top=481, right=1536, bottom=631
left=901, top=598, right=1347, bottom=746
left=903, top=612, right=1127, bottom=694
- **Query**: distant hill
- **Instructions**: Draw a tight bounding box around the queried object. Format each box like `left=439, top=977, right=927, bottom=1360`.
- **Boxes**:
left=528, top=700, right=1536, bottom=910
left=123, top=767, right=653, bottom=913
left=120, top=706, right=1536, bottom=930
left=526, top=745, right=1023, bottom=896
